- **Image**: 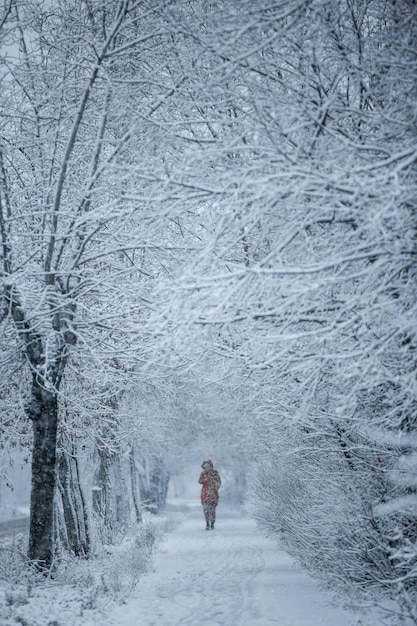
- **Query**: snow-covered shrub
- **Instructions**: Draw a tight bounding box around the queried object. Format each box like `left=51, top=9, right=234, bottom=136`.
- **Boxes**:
left=249, top=425, right=417, bottom=625
left=0, top=535, right=32, bottom=585
left=0, top=517, right=161, bottom=625
left=99, top=520, right=159, bottom=597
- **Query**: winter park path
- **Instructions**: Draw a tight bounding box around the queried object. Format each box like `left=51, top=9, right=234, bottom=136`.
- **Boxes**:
left=108, top=501, right=375, bottom=626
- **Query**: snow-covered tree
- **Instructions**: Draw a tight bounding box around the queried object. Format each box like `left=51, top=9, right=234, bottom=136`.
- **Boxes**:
left=0, top=0, right=199, bottom=570
left=0, top=1, right=416, bottom=620
left=151, top=1, right=417, bottom=620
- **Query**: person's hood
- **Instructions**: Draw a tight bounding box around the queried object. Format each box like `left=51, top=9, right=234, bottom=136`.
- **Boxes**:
left=201, top=459, right=214, bottom=470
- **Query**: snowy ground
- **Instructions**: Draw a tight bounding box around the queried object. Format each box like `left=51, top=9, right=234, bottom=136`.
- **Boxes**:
left=0, top=499, right=382, bottom=626
left=107, top=501, right=377, bottom=626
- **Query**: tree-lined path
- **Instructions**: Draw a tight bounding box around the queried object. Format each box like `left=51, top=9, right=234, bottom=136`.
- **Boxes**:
left=1, top=2, right=415, bottom=622
left=109, top=502, right=376, bottom=626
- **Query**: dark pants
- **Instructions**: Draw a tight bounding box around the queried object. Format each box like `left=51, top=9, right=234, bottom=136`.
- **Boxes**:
left=202, top=503, right=217, bottom=526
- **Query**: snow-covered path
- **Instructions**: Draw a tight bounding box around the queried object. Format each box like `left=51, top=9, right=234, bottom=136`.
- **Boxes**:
left=109, top=502, right=370, bottom=626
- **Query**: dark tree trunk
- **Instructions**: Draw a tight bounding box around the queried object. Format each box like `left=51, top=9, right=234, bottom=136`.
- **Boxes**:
left=27, top=381, right=59, bottom=571
left=94, top=449, right=116, bottom=543
left=150, top=462, right=169, bottom=512
left=114, top=458, right=128, bottom=524
left=57, top=441, right=90, bottom=557
left=129, top=446, right=142, bottom=524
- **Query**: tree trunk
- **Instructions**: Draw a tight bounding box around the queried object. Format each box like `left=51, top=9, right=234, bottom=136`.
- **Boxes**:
left=27, top=382, right=59, bottom=571
left=94, top=449, right=116, bottom=544
left=138, top=455, right=169, bottom=514
left=57, top=440, right=90, bottom=557
left=129, top=446, right=142, bottom=524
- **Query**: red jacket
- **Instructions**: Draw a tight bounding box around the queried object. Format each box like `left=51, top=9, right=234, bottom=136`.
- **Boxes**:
left=198, top=469, right=221, bottom=505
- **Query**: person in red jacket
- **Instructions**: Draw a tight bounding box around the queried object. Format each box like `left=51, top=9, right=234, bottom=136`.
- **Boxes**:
left=198, top=459, right=221, bottom=530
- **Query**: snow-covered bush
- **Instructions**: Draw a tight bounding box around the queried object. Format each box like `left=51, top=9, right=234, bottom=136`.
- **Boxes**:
left=0, top=517, right=160, bottom=625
